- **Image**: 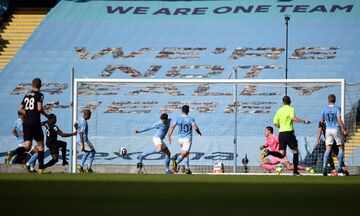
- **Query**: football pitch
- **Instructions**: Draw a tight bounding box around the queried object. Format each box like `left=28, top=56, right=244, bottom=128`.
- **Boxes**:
left=0, top=174, right=359, bottom=216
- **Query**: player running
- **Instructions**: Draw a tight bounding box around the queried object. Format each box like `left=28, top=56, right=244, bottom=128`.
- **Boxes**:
left=167, top=105, right=202, bottom=174
left=24, top=114, right=77, bottom=172
left=5, top=78, right=50, bottom=174
left=320, top=94, right=348, bottom=176
left=260, top=126, right=314, bottom=174
left=260, top=96, right=310, bottom=176
left=135, top=113, right=173, bottom=174
left=77, top=110, right=95, bottom=173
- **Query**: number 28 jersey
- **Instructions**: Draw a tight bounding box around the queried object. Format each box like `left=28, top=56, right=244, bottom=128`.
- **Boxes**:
left=174, top=115, right=196, bottom=139
left=21, top=90, right=44, bottom=125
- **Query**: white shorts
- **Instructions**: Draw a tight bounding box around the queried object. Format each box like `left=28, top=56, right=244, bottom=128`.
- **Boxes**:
left=77, top=140, right=95, bottom=151
left=178, top=138, right=192, bottom=152
left=152, top=137, right=168, bottom=150
left=325, top=129, right=344, bottom=146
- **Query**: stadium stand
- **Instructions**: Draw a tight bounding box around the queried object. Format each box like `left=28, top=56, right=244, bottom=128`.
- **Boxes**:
left=0, top=0, right=359, bottom=173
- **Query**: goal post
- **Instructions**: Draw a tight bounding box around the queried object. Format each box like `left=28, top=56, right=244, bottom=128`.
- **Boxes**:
left=71, top=78, right=345, bottom=173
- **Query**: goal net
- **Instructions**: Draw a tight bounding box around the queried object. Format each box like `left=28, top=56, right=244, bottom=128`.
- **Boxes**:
left=71, top=78, right=345, bottom=174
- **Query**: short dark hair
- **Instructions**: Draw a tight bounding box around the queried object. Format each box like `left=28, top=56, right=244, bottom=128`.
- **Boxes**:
left=266, top=126, right=273, bottom=134
left=84, top=109, right=91, bottom=116
left=328, top=94, right=336, bottom=103
left=182, top=105, right=190, bottom=114
left=282, top=96, right=291, bottom=105
left=48, top=113, right=57, bottom=123
left=160, top=113, right=168, bottom=120
left=32, top=78, right=42, bottom=89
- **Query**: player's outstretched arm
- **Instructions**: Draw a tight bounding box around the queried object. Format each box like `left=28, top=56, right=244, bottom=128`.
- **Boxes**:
left=56, top=129, right=77, bottom=138
left=135, top=126, right=156, bottom=134
left=291, top=116, right=310, bottom=124
left=194, top=125, right=202, bottom=136
left=167, top=124, right=176, bottom=144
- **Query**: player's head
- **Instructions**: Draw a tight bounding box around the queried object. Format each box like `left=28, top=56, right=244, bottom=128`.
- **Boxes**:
left=328, top=94, right=336, bottom=104
left=265, top=126, right=273, bottom=137
left=48, top=113, right=57, bottom=124
left=282, top=96, right=291, bottom=105
left=83, top=109, right=91, bottom=120
left=182, top=105, right=190, bottom=114
left=32, top=78, right=42, bottom=90
left=160, top=113, right=168, bottom=124
left=18, top=111, right=25, bottom=119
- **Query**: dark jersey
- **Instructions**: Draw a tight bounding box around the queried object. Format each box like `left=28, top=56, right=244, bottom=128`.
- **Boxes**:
left=21, top=90, right=44, bottom=125
left=43, top=121, right=59, bottom=145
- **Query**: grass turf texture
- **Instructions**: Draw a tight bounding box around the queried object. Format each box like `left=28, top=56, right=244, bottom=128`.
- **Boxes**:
left=1, top=174, right=359, bottom=216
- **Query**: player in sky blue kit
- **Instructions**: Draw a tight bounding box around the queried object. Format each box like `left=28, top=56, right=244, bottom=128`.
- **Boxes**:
left=77, top=109, right=95, bottom=173
left=135, top=113, right=172, bottom=174
left=13, top=111, right=25, bottom=146
left=320, top=94, right=348, bottom=176
left=168, top=105, right=202, bottom=174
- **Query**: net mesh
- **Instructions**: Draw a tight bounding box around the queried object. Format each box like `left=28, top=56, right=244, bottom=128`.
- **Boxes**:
left=74, top=80, right=346, bottom=173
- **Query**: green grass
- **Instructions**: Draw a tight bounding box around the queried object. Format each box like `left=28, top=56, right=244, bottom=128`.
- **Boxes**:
left=1, top=174, right=359, bottom=216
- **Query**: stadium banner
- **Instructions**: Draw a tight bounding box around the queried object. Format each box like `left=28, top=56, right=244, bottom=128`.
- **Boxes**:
left=0, top=0, right=359, bottom=167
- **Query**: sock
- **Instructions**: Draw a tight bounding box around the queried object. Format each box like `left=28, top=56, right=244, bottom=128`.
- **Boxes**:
left=44, top=159, right=58, bottom=169
left=88, top=152, right=95, bottom=169
left=322, top=151, right=330, bottom=171
left=268, top=151, right=284, bottom=158
left=165, top=155, right=170, bottom=170
left=328, top=156, right=335, bottom=170
left=337, top=151, right=344, bottom=171
left=61, top=144, right=67, bottom=162
left=38, top=151, right=44, bottom=169
left=176, top=155, right=185, bottom=164
left=171, top=153, right=178, bottom=161
left=27, top=152, right=38, bottom=168
left=260, top=163, right=276, bottom=170
left=14, top=147, right=26, bottom=156
left=139, top=149, right=157, bottom=162
left=293, top=153, right=299, bottom=173
left=297, top=165, right=306, bottom=171
left=81, top=152, right=90, bottom=167
left=185, top=156, right=190, bottom=169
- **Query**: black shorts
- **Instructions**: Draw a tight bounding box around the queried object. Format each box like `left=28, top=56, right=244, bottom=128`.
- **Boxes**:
left=279, top=130, right=298, bottom=151
left=23, top=122, right=43, bottom=142
left=47, top=140, right=66, bottom=155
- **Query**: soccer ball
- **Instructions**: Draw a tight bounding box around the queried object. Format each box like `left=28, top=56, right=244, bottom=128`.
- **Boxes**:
left=119, top=147, right=127, bottom=156
left=213, top=161, right=224, bottom=173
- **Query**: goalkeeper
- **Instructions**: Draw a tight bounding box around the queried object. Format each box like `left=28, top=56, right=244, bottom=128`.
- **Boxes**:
left=260, top=126, right=314, bottom=174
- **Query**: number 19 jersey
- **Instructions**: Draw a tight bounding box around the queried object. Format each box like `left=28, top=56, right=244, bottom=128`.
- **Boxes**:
left=174, top=115, right=196, bottom=139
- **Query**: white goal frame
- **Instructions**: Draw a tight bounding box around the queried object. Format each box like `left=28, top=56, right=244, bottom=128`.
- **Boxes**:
left=71, top=78, right=345, bottom=173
